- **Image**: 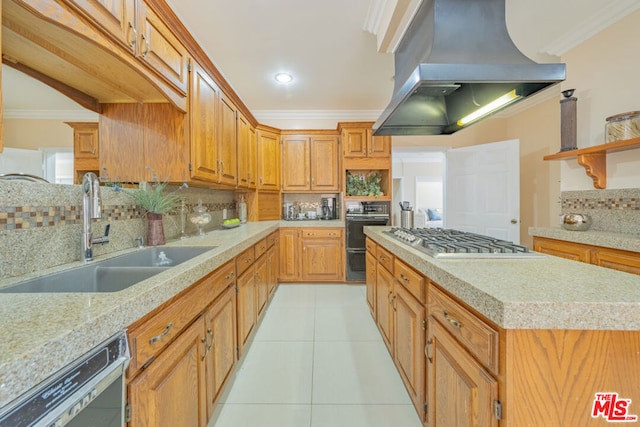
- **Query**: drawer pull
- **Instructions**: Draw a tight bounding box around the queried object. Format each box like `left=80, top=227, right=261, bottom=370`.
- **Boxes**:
left=150, top=322, right=173, bottom=344
left=225, top=272, right=235, bottom=280
left=245, top=258, right=252, bottom=263
left=425, top=338, right=433, bottom=363
left=380, top=255, right=386, bottom=261
left=206, top=328, right=214, bottom=352
left=400, top=273, right=409, bottom=283
left=443, top=311, right=462, bottom=329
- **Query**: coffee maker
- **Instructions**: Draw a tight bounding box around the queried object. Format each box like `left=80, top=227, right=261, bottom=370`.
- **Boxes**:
left=320, top=197, right=337, bottom=220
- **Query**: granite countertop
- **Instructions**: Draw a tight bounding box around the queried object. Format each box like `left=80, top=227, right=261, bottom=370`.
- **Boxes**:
left=0, top=221, right=279, bottom=408
left=529, top=226, right=640, bottom=252
left=279, top=219, right=345, bottom=227
left=365, top=226, right=640, bottom=331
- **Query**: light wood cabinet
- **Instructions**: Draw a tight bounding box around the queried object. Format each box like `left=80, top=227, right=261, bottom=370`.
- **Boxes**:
left=376, top=261, right=395, bottom=351
left=255, top=252, right=269, bottom=318
left=279, top=228, right=344, bottom=282
left=427, top=317, right=498, bottom=427
left=256, top=126, right=281, bottom=191
left=189, top=61, right=220, bottom=182
left=299, top=228, right=344, bottom=281
left=65, top=0, right=137, bottom=53
left=128, top=317, right=207, bottom=427
left=237, top=112, right=256, bottom=189
left=67, top=122, right=99, bottom=184
left=281, top=134, right=340, bottom=192
left=137, top=0, right=189, bottom=97
left=365, top=247, right=377, bottom=317
left=99, top=102, right=188, bottom=183
left=341, top=125, right=390, bottom=158
left=218, top=94, right=238, bottom=186
left=204, top=284, right=237, bottom=418
left=533, top=236, right=640, bottom=275
left=267, top=233, right=279, bottom=297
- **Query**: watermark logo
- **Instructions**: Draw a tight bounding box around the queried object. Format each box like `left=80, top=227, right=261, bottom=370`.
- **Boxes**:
left=592, top=392, right=638, bottom=422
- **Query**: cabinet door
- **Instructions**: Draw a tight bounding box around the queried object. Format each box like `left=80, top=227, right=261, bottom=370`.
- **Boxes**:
left=365, top=250, right=377, bottom=316
left=66, top=0, right=136, bottom=52
left=257, top=129, right=280, bottom=190
left=69, top=122, right=99, bottom=159
left=267, top=242, right=279, bottom=297
left=369, top=133, right=391, bottom=157
left=137, top=1, right=189, bottom=96
left=143, top=103, right=189, bottom=182
left=376, top=265, right=394, bottom=352
left=189, top=62, right=220, bottom=182
left=128, top=318, right=207, bottom=427
left=255, top=254, right=269, bottom=318
left=282, top=136, right=310, bottom=191
left=342, top=127, right=368, bottom=157
left=533, top=237, right=590, bottom=263
left=248, top=126, right=257, bottom=188
left=218, top=94, right=238, bottom=186
left=99, top=103, right=145, bottom=182
left=427, top=318, right=499, bottom=427
left=279, top=229, right=299, bottom=282
left=236, top=266, right=256, bottom=356
left=300, top=229, right=343, bottom=281
left=394, top=284, right=426, bottom=421
left=310, top=136, right=339, bottom=191
left=237, top=113, right=251, bottom=188
left=204, top=285, right=237, bottom=418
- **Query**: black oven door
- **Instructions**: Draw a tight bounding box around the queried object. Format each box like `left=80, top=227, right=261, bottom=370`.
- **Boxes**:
left=346, top=216, right=389, bottom=249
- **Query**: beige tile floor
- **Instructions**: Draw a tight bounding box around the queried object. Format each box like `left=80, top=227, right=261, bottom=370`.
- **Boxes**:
left=209, top=284, right=423, bottom=427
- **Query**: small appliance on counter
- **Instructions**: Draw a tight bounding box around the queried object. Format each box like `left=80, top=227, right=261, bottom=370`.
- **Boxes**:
left=321, top=197, right=337, bottom=220
left=560, top=213, right=592, bottom=231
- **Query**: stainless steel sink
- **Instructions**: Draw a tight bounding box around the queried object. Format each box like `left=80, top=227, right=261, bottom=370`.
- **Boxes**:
left=0, top=246, right=216, bottom=293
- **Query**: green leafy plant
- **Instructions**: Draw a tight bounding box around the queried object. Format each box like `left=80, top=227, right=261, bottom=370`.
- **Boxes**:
left=346, top=171, right=382, bottom=197
left=125, top=168, right=188, bottom=214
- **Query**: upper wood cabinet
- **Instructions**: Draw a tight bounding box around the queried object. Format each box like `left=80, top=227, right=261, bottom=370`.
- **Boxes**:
left=99, top=102, right=189, bottom=183
left=237, top=112, right=256, bottom=189
left=67, top=122, right=99, bottom=184
left=256, top=126, right=281, bottom=191
left=281, top=133, right=340, bottom=192
left=64, top=0, right=137, bottom=53
left=340, top=124, right=390, bottom=158
left=218, top=94, right=238, bottom=186
left=189, top=61, right=220, bottom=182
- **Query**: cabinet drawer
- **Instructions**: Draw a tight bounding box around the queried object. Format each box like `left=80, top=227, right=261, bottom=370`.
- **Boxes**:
left=376, top=246, right=394, bottom=273
left=236, top=246, right=255, bottom=276
left=254, top=238, right=268, bottom=259
left=394, top=259, right=425, bottom=303
left=300, top=228, right=342, bottom=239
left=128, top=273, right=215, bottom=372
left=208, top=261, right=236, bottom=299
left=365, top=238, right=377, bottom=253
left=429, top=284, right=499, bottom=374
left=267, top=232, right=277, bottom=248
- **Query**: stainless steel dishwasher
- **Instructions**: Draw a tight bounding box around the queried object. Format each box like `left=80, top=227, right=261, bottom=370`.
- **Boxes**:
left=0, top=330, right=130, bottom=427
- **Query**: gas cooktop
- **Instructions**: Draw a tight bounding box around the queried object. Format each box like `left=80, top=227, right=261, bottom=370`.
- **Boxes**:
left=384, top=227, right=544, bottom=259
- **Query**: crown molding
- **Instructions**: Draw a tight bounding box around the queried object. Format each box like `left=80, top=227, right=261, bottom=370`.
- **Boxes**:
left=540, top=0, right=640, bottom=56
left=4, top=109, right=100, bottom=121
left=363, top=0, right=386, bottom=34
left=252, top=109, right=382, bottom=121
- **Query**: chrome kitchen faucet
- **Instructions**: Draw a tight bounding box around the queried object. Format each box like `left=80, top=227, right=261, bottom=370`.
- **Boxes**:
left=82, top=172, right=110, bottom=262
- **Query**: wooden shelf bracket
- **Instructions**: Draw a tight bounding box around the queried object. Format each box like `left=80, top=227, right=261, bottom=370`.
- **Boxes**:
left=576, top=153, right=606, bottom=189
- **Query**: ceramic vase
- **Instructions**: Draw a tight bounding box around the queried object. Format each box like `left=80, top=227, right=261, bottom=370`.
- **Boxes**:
left=147, top=212, right=166, bottom=246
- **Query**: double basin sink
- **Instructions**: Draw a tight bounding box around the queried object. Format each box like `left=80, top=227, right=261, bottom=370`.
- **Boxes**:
left=0, top=246, right=216, bottom=294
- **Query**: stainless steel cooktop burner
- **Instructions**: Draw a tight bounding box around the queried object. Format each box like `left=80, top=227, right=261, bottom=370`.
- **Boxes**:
left=384, top=227, right=544, bottom=259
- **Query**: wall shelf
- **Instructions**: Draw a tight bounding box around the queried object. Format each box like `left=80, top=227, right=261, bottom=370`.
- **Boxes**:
left=543, top=137, right=640, bottom=189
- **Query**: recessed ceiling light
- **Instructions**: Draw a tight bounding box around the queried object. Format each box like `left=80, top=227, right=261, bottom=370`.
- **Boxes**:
left=274, top=73, right=293, bottom=84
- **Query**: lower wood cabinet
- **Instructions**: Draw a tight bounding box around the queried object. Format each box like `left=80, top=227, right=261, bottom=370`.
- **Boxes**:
left=376, top=262, right=395, bottom=351
left=128, top=315, right=208, bottom=427
left=236, top=263, right=256, bottom=357
left=279, top=228, right=344, bottom=282
left=427, top=317, right=498, bottom=427
left=365, top=248, right=377, bottom=316
left=533, top=236, right=640, bottom=275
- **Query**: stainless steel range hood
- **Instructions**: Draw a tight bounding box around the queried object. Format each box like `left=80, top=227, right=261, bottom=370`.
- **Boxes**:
left=373, top=0, right=566, bottom=136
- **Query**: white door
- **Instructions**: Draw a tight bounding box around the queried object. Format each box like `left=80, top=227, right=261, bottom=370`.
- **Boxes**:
left=444, top=139, right=520, bottom=242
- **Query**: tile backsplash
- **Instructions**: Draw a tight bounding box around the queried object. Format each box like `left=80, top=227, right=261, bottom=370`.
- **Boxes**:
left=0, top=181, right=236, bottom=279
left=560, top=188, right=640, bottom=235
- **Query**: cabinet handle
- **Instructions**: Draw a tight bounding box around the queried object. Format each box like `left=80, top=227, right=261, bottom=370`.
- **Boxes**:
left=141, top=34, right=150, bottom=57
left=443, top=311, right=462, bottom=329
left=225, top=272, right=235, bottom=280
left=245, top=258, right=252, bottom=263
left=201, top=336, right=208, bottom=361
left=128, top=22, right=137, bottom=48
left=425, top=338, right=433, bottom=363
left=207, top=328, right=214, bottom=352
left=149, top=322, right=173, bottom=344
left=379, top=255, right=386, bottom=262
left=400, top=273, right=409, bottom=283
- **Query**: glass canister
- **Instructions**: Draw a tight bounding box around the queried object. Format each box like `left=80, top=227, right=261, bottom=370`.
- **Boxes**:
left=605, top=111, right=640, bottom=143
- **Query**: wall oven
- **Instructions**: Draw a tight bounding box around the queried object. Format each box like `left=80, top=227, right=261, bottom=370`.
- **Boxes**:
left=345, top=201, right=390, bottom=281
left=0, top=330, right=130, bottom=427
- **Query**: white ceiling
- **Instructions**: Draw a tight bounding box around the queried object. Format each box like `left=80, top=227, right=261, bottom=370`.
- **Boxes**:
left=4, top=0, right=640, bottom=123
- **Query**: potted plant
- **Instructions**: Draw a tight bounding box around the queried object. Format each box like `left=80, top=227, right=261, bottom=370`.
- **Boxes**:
left=127, top=177, right=187, bottom=246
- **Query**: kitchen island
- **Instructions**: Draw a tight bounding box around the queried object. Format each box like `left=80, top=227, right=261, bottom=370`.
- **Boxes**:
left=365, top=226, right=640, bottom=426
